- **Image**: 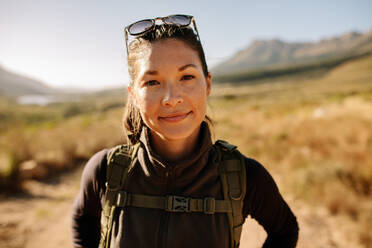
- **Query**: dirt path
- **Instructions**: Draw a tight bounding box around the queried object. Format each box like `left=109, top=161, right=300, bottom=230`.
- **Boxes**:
left=0, top=167, right=363, bottom=248
left=0, top=167, right=82, bottom=248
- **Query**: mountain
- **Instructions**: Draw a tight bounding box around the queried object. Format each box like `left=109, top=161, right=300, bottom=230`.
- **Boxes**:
left=0, top=66, right=59, bottom=97
left=212, top=29, right=372, bottom=75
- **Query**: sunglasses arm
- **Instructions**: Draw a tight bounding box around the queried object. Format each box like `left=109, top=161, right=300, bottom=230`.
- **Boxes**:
left=192, top=19, right=201, bottom=43
left=125, top=28, right=129, bottom=56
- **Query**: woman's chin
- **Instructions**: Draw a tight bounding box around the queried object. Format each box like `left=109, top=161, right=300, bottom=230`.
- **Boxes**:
left=155, top=127, right=196, bottom=141
left=149, top=121, right=201, bottom=142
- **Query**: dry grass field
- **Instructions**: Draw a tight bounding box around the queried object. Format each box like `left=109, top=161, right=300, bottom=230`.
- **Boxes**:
left=0, top=55, right=371, bottom=247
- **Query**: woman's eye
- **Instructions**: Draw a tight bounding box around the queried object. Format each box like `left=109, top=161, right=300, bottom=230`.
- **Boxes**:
left=181, top=75, right=195, bottom=81
left=143, top=80, right=159, bottom=87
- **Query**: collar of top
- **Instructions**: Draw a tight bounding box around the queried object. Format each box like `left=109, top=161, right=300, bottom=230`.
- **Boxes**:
left=137, top=121, right=213, bottom=182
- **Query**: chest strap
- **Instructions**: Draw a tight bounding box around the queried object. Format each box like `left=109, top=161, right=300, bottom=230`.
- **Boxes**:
left=114, top=191, right=232, bottom=214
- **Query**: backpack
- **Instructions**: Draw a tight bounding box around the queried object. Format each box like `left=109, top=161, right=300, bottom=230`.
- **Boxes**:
left=98, top=140, right=246, bottom=248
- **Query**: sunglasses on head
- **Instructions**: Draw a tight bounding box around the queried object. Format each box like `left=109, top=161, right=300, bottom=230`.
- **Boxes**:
left=124, top=14, right=201, bottom=55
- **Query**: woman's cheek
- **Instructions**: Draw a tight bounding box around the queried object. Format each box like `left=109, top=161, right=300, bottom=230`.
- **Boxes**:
left=136, top=88, right=152, bottom=106
left=136, top=87, right=147, bottom=99
left=189, top=83, right=207, bottom=101
left=140, top=94, right=159, bottom=118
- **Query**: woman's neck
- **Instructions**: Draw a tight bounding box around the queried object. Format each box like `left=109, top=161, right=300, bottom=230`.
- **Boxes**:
left=149, top=126, right=201, bottom=163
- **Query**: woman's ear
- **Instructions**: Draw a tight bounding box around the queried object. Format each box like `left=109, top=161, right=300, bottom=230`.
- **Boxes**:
left=206, top=72, right=212, bottom=96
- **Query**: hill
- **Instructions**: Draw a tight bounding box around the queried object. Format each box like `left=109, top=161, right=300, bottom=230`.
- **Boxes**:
left=212, top=29, right=372, bottom=76
left=0, top=66, right=59, bottom=97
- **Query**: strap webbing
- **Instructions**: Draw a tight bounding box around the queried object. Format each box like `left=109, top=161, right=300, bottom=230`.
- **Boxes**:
left=114, top=191, right=232, bottom=214
left=216, top=140, right=246, bottom=248
left=99, top=144, right=139, bottom=248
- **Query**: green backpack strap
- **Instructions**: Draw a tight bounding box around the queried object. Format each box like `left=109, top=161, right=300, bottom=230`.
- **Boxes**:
left=215, top=140, right=247, bottom=248
left=112, top=191, right=232, bottom=214
left=99, top=143, right=140, bottom=248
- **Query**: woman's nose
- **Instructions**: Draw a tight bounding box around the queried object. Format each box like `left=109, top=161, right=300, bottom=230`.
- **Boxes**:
left=161, top=84, right=183, bottom=107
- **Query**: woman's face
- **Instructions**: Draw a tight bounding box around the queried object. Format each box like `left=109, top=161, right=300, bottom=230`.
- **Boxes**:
left=129, top=38, right=211, bottom=142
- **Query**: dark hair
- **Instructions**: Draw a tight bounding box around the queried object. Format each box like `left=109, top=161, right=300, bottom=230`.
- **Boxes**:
left=123, top=24, right=212, bottom=144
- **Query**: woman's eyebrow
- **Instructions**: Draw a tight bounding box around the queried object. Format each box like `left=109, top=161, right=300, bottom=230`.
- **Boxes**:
left=144, top=70, right=158, bottom=75
left=178, top=64, right=197, bottom=71
left=143, top=64, right=197, bottom=76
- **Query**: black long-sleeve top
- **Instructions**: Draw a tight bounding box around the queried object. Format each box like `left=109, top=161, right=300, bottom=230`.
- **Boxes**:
left=72, top=123, right=299, bottom=247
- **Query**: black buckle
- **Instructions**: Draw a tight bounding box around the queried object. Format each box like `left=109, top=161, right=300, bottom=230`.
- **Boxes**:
left=105, top=182, right=121, bottom=192
left=166, top=195, right=190, bottom=212
left=203, top=197, right=215, bottom=214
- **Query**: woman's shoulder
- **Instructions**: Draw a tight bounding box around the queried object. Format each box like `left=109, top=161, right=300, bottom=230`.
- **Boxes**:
left=83, top=149, right=110, bottom=174
left=242, top=156, right=267, bottom=174
left=214, top=140, right=264, bottom=168
left=213, top=139, right=276, bottom=187
left=81, top=144, right=134, bottom=185
left=239, top=154, right=280, bottom=194
left=80, top=148, right=111, bottom=191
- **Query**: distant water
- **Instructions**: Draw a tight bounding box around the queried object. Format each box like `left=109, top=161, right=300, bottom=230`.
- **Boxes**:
left=17, top=95, right=62, bottom=106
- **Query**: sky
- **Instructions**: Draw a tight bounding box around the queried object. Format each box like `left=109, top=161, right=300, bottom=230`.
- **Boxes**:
left=0, top=0, right=371, bottom=90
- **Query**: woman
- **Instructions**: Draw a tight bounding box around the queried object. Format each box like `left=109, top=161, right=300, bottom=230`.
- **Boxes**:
left=72, top=14, right=299, bottom=248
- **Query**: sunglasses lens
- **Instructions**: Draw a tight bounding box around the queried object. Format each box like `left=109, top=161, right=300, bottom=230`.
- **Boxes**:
left=128, top=20, right=153, bottom=35
left=163, top=15, right=191, bottom=26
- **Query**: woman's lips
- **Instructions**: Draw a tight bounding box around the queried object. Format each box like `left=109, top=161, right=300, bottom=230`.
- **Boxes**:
left=159, top=111, right=192, bottom=123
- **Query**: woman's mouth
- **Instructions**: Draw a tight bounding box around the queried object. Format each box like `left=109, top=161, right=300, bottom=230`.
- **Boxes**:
left=159, top=111, right=192, bottom=123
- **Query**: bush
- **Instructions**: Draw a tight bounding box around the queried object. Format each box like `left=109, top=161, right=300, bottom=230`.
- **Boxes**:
left=0, top=151, right=20, bottom=191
